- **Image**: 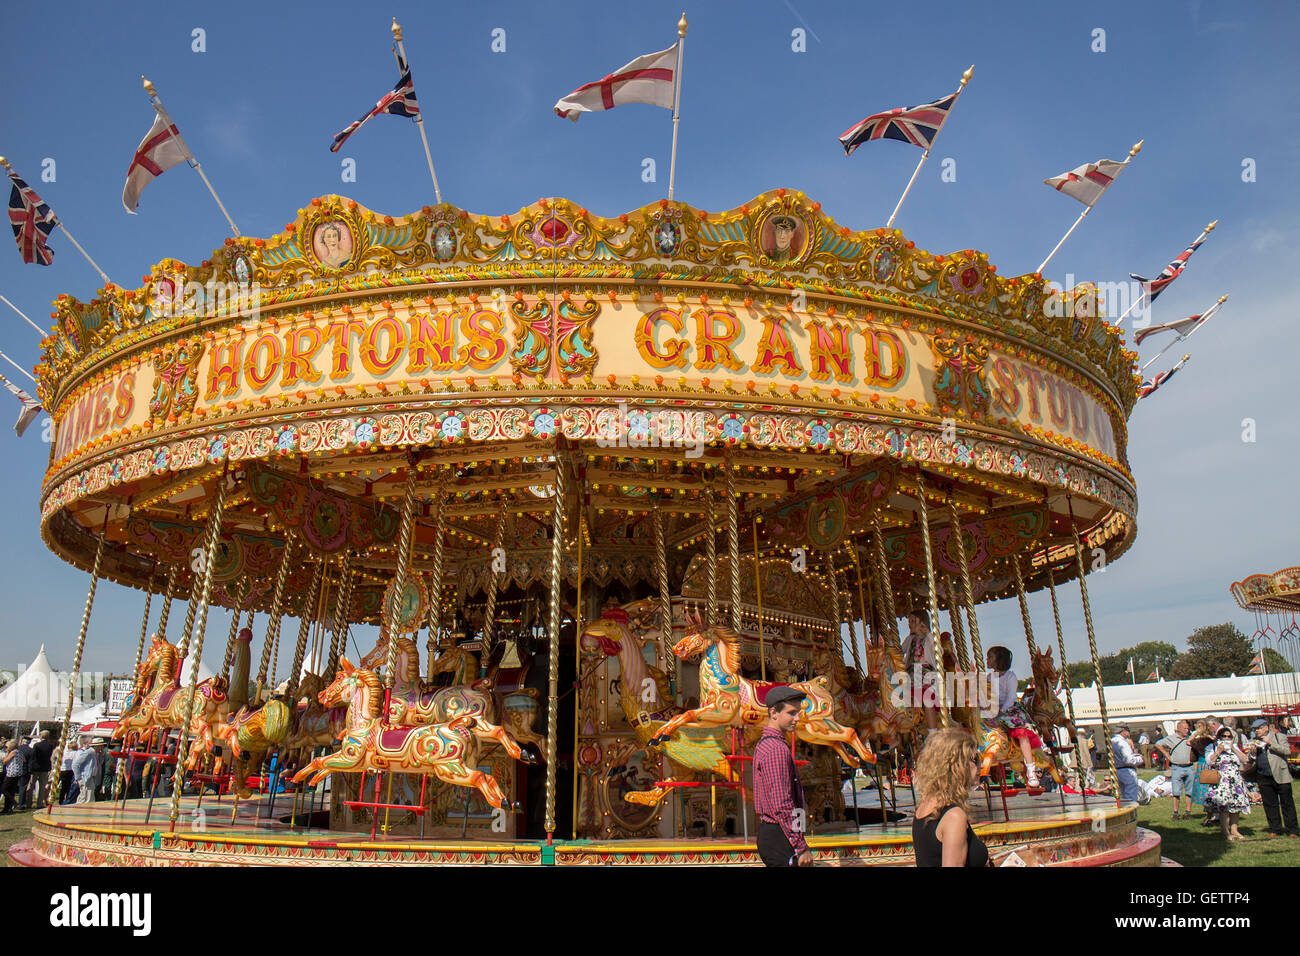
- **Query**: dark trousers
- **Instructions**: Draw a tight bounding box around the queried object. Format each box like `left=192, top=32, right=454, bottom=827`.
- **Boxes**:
left=1256, top=776, right=1299, bottom=835
left=2, top=776, right=20, bottom=812
left=757, top=821, right=797, bottom=867
left=57, top=769, right=73, bottom=803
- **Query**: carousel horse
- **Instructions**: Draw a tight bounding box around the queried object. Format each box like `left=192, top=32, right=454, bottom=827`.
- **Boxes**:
left=649, top=612, right=877, bottom=768
left=859, top=644, right=925, bottom=746
left=205, top=698, right=293, bottom=798
left=1021, top=647, right=1077, bottom=743
left=582, top=604, right=734, bottom=807
left=358, top=631, right=539, bottom=764
left=290, top=658, right=517, bottom=811
left=280, top=672, right=348, bottom=769
left=112, top=634, right=232, bottom=759
left=978, top=724, right=1063, bottom=786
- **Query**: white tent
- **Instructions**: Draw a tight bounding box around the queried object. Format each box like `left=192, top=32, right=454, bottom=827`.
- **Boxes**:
left=69, top=700, right=105, bottom=724
left=0, top=645, right=85, bottom=722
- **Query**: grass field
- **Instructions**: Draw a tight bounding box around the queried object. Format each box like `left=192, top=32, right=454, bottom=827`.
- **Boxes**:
left=0, top=807, right=38, bottom=867
left=1135, top=771, right=1300, bottom=867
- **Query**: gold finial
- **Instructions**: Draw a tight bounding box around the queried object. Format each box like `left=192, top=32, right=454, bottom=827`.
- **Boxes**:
left=960, top=65, right=974, bottom=86
left=1129, top=139, right=1144, bottom=158
left=678, top=12, right=688, bottom=36
left=0, top=157, right=10, bottom=171
left=142, top=75, right=155, bottom=94
left=391, top=17, right=402, bottom=40
left=1217, top=294, right=1229, bottom=303
left=1206, top=219, right=1219, bottom=232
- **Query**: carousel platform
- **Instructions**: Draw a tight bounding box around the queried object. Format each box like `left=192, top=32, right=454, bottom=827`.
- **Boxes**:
left=10, top=789, right=1161, bottom=867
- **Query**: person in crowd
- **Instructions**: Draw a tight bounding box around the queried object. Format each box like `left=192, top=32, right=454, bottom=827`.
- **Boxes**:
left=1203, top=725, right=1252, bottom=841
left=754, top=686, right=812, bottom=866
left=27, top=730, right=54, bottom=809
left=986, top=645, right=1043, bottom=787
left=1248, top=718, right=1297, bottom=838
left=901, top=609, right=939, bottom=731
left=1188, top=720, right=1217, bottom=825
left=14, top=738, right=33, bottom=809
left=1138, top=729, right=1152, bottom=767
left=72, top=737, right=98, bottom=805
left=2, top=739, right=26, bottom=813
left=61, top=739, right=82, bottom=804
left=1155, top=719, right=1197, bottom=819
left=1110, top=724, right=1145, bottom=803
left=913, top=727, right=991, bottom=867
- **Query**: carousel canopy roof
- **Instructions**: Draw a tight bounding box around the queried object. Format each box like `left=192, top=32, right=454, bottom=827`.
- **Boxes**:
left=33, top=192, right=1142, bottom=617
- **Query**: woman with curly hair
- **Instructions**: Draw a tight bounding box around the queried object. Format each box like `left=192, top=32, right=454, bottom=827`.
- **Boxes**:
left=912, top=727, right=991, bottom=867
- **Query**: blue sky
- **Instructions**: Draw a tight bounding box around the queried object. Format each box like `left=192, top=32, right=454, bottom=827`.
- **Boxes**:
left=1, top=0, right=1298, bottom=682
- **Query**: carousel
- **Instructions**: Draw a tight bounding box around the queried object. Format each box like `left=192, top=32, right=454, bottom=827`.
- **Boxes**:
left=11, top=189, right=1161, bottom=866
left=1230, top=567, right=1300, bottom=769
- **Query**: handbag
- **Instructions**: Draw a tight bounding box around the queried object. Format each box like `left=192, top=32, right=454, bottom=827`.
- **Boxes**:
left=1199, top=767, right=1220, bottom=786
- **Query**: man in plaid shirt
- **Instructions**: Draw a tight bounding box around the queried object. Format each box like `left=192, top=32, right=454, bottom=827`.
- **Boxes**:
left=754, top=686, right=812, bottom=866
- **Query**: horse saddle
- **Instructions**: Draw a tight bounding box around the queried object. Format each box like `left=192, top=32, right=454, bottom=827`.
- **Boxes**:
left=156, top=688, right=178, bottom=710
left=379, top=726, right=416, bottom=750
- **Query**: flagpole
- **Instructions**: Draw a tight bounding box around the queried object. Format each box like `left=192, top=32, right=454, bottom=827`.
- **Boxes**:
left=1114, top=219, right=1218, bottom=327
left=0, top=349, right=37, bottom=384
left=667, top=13, right=688, bottom=202
left=141, top=77, right=241, bottom=237
left=885, top=65, right=972, bottom=229
left=392, top=20, right=442, bottom=204
left=0, top=157, right=112, bottom=286
left=1037, top=138, right=1143, bottom=275
left=0, top=294, right=46, bottom=337
left=1141, top=294, right=1227, bottom=372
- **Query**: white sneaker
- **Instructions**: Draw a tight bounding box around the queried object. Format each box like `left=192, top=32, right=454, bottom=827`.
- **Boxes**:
left=1026, top=770, right=1040, bottom=788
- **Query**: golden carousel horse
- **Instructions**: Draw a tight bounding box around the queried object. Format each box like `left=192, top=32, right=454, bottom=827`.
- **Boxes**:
left=280, top=672, right=348, bottom=769
left=359, top=631, right=540, bottom=763
left=582, top=603, right=734, bottom=807
left=112, top=634, right=233, bottom=766
left=290, top=658, right=517, bottom=811
left=814, top=643, right=924, bottom=750
left=649, top=612, right=877, bottom=767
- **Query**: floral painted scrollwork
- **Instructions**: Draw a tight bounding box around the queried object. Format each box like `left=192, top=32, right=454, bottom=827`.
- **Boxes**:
left=148, top=335, right=205, bottom=424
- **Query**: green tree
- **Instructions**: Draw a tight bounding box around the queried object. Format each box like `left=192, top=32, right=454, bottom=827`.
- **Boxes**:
left=1119, top=641, right=1180, bottom=680
left=1261, top=648, right=1293, bottom=674
left=1168, top=623, right=1254, bottom=680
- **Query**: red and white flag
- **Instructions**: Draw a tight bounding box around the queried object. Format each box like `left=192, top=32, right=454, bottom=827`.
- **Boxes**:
left=122, top=109, right=192, bottom=213
left=554, top=43, right=678, bottom=121
left=1044, top=158, right=1130, bottom=207
left=0, top=371, right=42, bottom=437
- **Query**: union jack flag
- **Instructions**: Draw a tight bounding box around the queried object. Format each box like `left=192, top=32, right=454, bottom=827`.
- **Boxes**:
left=7, top=172, right=57, bottom=266
left=839, top=90, right=959, bottom=155
left=1137, top=353, right=1190, bottom=400
left=1130, top=225, right=1214, bottom=304
left=330, top=56, right=421, bottom=153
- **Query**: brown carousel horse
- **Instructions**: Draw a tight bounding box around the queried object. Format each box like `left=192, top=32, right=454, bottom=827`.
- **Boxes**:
left=1021, top=646, right=1078, bottom=743
left=290, top=658, right=517, bottom=811
left=649, top=612, right=877, bottom=767
left=280, top=672, right=348, bottom=769
left=359, top=631, right=540, bottom=763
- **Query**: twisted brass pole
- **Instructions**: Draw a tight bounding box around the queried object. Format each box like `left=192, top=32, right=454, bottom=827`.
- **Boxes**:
left=543, top=454, right=569, bottom=838
left=258, top=538, right=295, bottom=690
left=1072, top=522, right=1119, bottom=799
left=48, top=533, right=106, bottom=806
left=481, top=503, right=507, bottom=659
left=871, top=527, right=900, bottom=647
left=425, top=475, right=448, bottom=682
left=726, top=460, right=740, bottom=632
left=383, top=462, right=421, bottom=690
left=326, top=554, right=354, bottom=676
left=155, top=565, right=179, bottom=642
left=133, top=578, right=156, bottom=674
left=912, top=474, right=949, bottom=721
left=1046, top=566, right=1080, bottom=736
left=705, top=486, right=718, bottom=627
left=169, top=475, right=229, bottom=828
left=655, top=507, right=672, bottom=673
left=945, top=575, right=970, bottom=671
left=174, top=573, right=202, bottom=662
left=221, top=606, right=241, bottom=677
left=949, top=500, right=983, bottom=670
left=288, top=562, right=324, bottom=696
left=1013, top=555, right=1038, bottom=654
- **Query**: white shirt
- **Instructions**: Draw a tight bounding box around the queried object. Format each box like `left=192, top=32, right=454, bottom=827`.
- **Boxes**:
left=1111, top=734, right=1142, bottom=768
left=993, top=670, right=1018, bottom=714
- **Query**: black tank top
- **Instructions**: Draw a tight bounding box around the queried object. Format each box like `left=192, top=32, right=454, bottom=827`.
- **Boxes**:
left=913, top=805, right=990, bottom=867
